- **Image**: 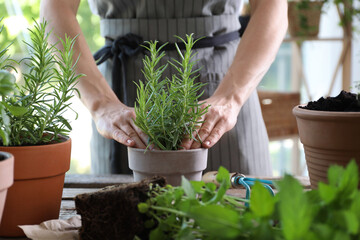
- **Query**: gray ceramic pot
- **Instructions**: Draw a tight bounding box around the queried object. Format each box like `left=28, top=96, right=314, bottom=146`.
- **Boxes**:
left=128, top=147, right=208, bottom=186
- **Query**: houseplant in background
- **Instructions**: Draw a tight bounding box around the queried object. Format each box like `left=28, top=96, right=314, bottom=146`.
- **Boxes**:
left=293, top=89, right=360, bottom=188
left=288, top=0, right=360, bottom=38
left=0, top=20, right=82, bottom=237
left=129, top=34, right=209, bottom=186
left=288, top=0, right=325, bottom=37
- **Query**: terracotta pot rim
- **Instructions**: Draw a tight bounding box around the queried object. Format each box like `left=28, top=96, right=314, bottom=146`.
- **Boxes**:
left=128, top=147, right=208, bottom=153
left=0, top=137, right=71, bottom=180
left=0, top=136, right=70, bottom=150
left=293, top=105, right=360, bottom=119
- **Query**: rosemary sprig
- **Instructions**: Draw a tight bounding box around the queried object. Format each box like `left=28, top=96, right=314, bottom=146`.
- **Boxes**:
left=134, top=34, right=208, bottom=150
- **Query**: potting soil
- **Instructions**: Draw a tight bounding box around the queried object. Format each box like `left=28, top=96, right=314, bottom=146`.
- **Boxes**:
left=301, top=90, right=360, bottom=112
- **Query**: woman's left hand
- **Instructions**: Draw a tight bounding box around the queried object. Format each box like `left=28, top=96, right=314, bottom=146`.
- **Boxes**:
left=181, top=94, right=242, bottom=149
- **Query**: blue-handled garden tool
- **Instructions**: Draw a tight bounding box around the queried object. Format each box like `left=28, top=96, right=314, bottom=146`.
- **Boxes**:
left=202, top=171, right=275, bottom=206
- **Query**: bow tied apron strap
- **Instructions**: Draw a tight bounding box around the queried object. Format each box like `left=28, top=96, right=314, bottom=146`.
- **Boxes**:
left=93, top=33, right=144, bottom=105
left=93, top=30, right=240, bottom=105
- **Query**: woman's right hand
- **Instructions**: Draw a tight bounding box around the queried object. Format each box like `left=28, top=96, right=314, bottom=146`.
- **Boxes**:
left=93, top=100, right=148, bottom=149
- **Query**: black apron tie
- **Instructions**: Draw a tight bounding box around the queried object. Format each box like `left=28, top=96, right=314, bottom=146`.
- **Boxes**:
left=93, top=33, right=143, bottom=105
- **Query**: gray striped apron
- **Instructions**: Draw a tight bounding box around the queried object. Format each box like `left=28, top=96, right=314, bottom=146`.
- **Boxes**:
left=89, top=0, right=272, bottom=176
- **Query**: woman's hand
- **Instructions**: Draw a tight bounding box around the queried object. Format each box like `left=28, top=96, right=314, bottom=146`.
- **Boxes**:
left=182, top=0, right=288, bottom=150
left=181, top=94, right=241, bottom=149
left=93, top=101, right=148, bottom=149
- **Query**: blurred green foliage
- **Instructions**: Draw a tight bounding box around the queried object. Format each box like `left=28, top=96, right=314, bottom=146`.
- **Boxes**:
left=0, top=0, right=104, bottom=55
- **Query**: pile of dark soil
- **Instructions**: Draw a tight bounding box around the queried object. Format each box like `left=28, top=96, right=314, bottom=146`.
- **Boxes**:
left=301, top=90, right=360, bottom=112
left=75, top=176, right=166, bottom=240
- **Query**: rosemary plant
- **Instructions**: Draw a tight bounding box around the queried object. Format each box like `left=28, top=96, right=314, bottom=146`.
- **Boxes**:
left=0, top=20, right=83, bottom=146
left=134, top=34, right=208, bottom=150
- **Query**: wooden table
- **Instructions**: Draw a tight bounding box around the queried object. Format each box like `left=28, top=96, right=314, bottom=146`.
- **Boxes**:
left=0, top=174, right=310, bottom=240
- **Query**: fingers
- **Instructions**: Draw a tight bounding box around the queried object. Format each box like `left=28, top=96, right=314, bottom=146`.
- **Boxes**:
left=201, top=122, right=226, bottom=148
left=129, top=121, right=149, bottom=147
left=121, top=124, right=147, bottom=149
left=111, top=128, right=136, bottom=147
left=180, top=135, right=194, bottom=150
left=95, top=106, right=148, bottom=149
left=190, top=119, right=216, bottom=149
left=190, top=111, right=235, bottom=149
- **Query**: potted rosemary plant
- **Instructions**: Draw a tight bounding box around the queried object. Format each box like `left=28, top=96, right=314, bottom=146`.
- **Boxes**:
left=0, top=20, right=82, bottom=237
left=128, top=34, right=209, bottom=186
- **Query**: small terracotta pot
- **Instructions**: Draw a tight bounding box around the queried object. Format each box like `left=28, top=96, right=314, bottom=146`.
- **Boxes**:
left=0, top=152, right=14, bottom=225
left=0, top=138, right=71, bottom=237
left=293, top=106, right=360, bottom=188
left=128, top=147, right=208, bottom=186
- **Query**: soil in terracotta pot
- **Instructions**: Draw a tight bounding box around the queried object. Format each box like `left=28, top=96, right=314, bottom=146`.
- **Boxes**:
left=301, top=91, right=360, bottom=112
left=75, top=176, right=166, bottom=240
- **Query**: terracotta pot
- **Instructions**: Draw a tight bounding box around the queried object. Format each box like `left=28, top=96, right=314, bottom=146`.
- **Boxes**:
left=0, top=138, right=71, bottom=237
left=0, top=152, right=14, bottom=225
left=288, top=1, right=324, bottom=37
left=293, top=106, right=360, bottom=188
left=128, top=147, right=208, bottom=186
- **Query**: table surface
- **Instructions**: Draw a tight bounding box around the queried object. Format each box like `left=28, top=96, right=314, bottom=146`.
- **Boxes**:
left=0, top=174, right=310, bottom=240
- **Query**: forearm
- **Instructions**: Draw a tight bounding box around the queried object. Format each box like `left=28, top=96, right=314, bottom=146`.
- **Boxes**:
left=214, top=0, right=288, bottom=107
left=40, top=0, right=121, bottom=118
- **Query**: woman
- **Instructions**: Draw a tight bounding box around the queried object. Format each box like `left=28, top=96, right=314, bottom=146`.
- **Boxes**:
left=40, top=0, right=288, bottom=175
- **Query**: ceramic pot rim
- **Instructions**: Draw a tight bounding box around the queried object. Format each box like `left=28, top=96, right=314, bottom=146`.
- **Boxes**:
left=128, top=147, right=208, bottom=153
left=0, top=151, right=13, bottom=161
left=0, top=153, right=14, bottom=190
left=293, top=105, right=360, bottom=120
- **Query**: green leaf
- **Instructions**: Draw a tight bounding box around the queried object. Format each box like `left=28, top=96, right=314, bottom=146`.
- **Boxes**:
left=188, top=205, right=241, bottom=239
left=190, top=180, right=205, bottom=194
left=149, top=226, right=166, bottom=240
left=350, top=192, right=360, bottom=219
left=328, top=165, right=345, bottom=187
left=250, top=181, right=275, bottom=218
left=205, top=182, right=217, bottom=192
left=339, top=160, right=359, bottom=194
left=341, top=210, right=359, bottom=234
left=216, top=166, right=230, bottom=187
left=0, top=128, right=8, bottom=146
left=0, top=69, right=15, bottom=96
left=2, top=102, right=28, bottom=117
left=57, top=115, right=72, bottom=130
left=206, top=167, right=231, bottom=204
left=277, top=175, right=313, bottom=240
left=333, top=231, right=351, bottom=240
left=318, top=182, right=337, bottom=204
left=181, top=176, right=196, bottom=199
left=312, top=223, right=333, bottom=240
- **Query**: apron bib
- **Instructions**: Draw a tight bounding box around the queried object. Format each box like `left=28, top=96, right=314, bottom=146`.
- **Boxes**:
left=89, top=0, right=272, bottom=175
